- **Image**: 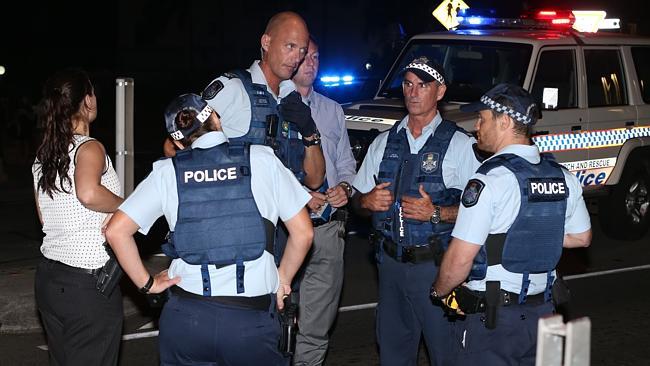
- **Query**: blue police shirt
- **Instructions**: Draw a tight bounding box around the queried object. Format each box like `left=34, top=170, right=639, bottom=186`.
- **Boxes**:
left=118, top=131, right=311, bottom=297
left=451, top=144, right=591, bottom=294
left=204, top=61, right=296, bottom=139
left=353, top=113, right=480, bottom=194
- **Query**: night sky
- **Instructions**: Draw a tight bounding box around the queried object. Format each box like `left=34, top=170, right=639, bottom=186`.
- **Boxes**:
left=1, top=0, right=648, bottom=184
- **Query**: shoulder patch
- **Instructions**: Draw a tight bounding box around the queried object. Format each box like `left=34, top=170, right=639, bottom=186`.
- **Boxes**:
left=461, top=179, right=485, bottom=208
left=202, top=80, right=224, bottom=100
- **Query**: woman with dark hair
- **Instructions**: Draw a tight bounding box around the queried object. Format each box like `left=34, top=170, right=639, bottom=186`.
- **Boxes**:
left=32, top=68, right=124, bottom=366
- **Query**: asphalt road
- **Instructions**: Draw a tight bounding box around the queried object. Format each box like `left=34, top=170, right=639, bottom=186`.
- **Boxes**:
left=1, top=209, right=650, bottom=365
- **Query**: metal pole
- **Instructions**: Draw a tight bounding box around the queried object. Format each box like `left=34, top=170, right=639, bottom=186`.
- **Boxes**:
left=115, top=78, right=134, bottom=198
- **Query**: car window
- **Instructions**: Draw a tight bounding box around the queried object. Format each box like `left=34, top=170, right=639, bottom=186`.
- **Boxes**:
left=585, top=49, right=628, bottom=107
left=531, top=49, right=577, bottom=110
left=631, top=46, right=650, bottom=103
left=378, top=39, right=532, bottom=103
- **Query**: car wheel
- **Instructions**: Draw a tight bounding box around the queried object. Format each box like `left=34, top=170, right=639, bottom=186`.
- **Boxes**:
left=599, top=154, right=650, bottom=241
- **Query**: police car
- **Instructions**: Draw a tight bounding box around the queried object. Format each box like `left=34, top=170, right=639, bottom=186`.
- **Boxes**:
left=344, top=9, right=650, bottom=240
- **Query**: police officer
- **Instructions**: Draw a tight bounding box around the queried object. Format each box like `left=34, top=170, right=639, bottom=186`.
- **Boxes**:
left=285, top=37, right=357, bottom=366
left=352, top=57, right=480, bottom=365
left=431, top=84, right=592, bottom=365
left=200, top=11, right=325, bottom=190
left=105, top=94, right=313, bottom=365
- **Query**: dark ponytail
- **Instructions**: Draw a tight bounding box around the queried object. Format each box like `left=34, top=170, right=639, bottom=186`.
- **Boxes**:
left=34, top=69, right=94, bottom=198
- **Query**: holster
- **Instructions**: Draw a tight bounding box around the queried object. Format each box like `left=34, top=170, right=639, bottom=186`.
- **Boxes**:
left=277, top=296, right=298, bottom=356
left=453, top=281, right=501, bottom=329
left=429, top=236, right=444, bottom=266
left=484, top=281, right=500, bottom=330
left=95, top=243, right=124, bottom=298
left=551, top=276, right=571, bottom=307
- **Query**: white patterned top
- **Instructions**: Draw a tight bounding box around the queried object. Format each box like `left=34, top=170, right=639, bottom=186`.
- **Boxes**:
left=32, top=135, right=121, bottom=269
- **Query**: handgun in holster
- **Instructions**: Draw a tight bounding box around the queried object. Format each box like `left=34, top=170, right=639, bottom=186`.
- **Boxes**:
left=428, top=236, right=444, bottom=266
left=370, top=230, right=384, bottom=263
left=551, top=275, right=571, bottom=307
left=484, top=281, right=500, bottom=330
left=278, top=296, right=298, bottom=356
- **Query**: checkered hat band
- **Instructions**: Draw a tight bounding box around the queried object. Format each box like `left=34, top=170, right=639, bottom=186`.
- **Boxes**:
left=170, top=131, right=184, bottom=140
left=480, top=95, right=532, bottom=125
left=406, top=62, right=445, bottom=85
left=197, top=105, right=213, bottom=123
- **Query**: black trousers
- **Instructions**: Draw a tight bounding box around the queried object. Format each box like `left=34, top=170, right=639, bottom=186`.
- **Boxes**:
left=34, top=259, right=123, bottom=366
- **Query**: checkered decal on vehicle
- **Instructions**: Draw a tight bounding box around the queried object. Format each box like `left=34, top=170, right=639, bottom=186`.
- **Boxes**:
left=532, top=126, right=650, bottom=152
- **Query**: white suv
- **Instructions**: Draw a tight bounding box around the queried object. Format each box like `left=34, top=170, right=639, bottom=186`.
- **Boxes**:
left=344, top=23, right=650, bottom=240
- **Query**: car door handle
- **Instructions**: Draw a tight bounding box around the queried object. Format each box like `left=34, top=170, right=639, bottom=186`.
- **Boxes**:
left=571, top=125, right=582, bottom=131
left=625, top=121, right=635, bottom=127
left=536, top=130, right=549, bottom=136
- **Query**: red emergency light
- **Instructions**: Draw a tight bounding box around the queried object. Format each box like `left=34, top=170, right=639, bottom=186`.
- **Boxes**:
left=523, top=9, right=576, bottom=28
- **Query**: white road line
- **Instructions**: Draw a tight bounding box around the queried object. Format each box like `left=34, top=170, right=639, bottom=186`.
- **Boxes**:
left=564, top=264, right=650, bottom=280
left=122, top=330, right=160, bottom=340
left=138, top=321, right=155, bottom=330
left=36, top=263, right=650, bottom=348
left=338, top=302, right=377, bottom=312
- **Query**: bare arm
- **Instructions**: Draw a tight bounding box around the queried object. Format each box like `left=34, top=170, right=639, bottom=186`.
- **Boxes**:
left=276, top=208, right=313, bottom=309
left=302, top=143, right=325, bottom=190
left=104, top=210, right=180, bottom=294
left=74, top=140, right=123, bottom=212
left=563, top=229, right=592, bottom=248
left=433, top=238, right=481, bottom=296
left=33, top=188, right=43, bottom=225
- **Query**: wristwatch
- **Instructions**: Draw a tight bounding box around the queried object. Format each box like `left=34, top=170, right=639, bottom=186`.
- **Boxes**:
left=339, top=181, right=353, bottom=198
left=302, top=131, right=321, bottom=147
left=430, top=205, right=441, bottom=224
left=430, top=286, right=444, bottom=300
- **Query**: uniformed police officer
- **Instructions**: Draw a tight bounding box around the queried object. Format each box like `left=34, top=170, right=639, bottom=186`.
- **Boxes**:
left=352, top=57, right=481, bottom=365
left=199, top=11, right=325, bottom=190
left=198, top=11, right=325, bottom=275
left=431, top=83, right=592, bottom=365
left=105, top=94, right=313, bottom=365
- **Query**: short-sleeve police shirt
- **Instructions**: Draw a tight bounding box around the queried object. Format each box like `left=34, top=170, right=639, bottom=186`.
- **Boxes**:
left=353, top=113, right=480, bottom=194
left=203, top=60, right=295, bottom=139
left=452, top=144, right=591, bottom=294
left=118, top=131, right=311, bottom=296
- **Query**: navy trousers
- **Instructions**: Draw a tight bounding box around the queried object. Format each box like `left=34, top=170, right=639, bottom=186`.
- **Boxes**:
left=376, top=255, right=454, bottom=366
left=159, top=291, right=289, bottom=366
left=453, top=301, right=554, bottom=366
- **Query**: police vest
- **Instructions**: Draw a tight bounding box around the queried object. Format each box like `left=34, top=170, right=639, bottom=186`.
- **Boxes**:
left=468, top=153, right=568, bottom=301
left=162, top=143, right=273, bottom=295
left=228, top=69, right=305, bottom=182
left=372, top=120, right=464, bottom=252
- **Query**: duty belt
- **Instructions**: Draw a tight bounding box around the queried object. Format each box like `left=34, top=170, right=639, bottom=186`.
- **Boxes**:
left=312, top=208, right=348, bottom=227
left=456, top=286, right=549, bottom=314
left=382, top=240, right=436, bottom=264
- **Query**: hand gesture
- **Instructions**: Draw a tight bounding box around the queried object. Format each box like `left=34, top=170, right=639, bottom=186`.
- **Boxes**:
left=326, top=185, right=348, bottom=208
left=402, top=185, right=435, bottom=222
left=360, top=182, right=393, bottom=212
left=278, top=91, right=317, bottom=137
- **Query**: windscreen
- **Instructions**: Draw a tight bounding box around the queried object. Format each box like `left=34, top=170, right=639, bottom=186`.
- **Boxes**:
left=377, top=39, right=533, bottom=103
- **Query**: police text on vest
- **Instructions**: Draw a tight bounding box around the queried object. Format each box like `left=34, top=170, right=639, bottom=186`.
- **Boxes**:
left=184, top=168, right=237, bottom=183
left=530, top=181, right=566, bottom=195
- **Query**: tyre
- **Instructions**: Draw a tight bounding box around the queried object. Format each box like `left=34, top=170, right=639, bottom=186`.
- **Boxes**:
left=599, top=153, right=650, bottom=240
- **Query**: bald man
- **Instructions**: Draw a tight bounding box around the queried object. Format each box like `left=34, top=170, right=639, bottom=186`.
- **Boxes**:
left=200, top=12, right=324, bottom=190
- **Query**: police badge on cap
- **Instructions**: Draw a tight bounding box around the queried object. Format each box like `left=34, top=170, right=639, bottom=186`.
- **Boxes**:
left=403, top=56, right=446, bottom=85
left=165, top=93, right=213, bottom=141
